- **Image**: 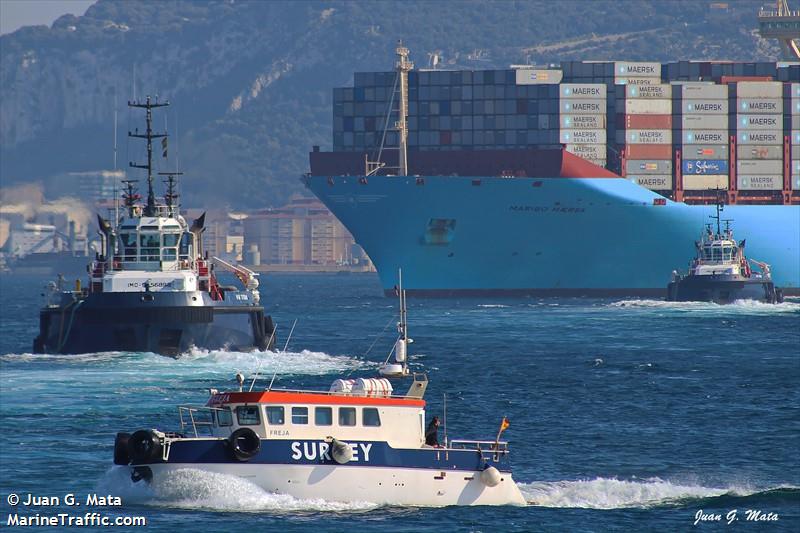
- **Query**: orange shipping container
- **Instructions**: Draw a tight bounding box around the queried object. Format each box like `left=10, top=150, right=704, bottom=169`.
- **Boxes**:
left=624, top=144, right=672, bottom=159
left=624, top=114, right=673, bottom=129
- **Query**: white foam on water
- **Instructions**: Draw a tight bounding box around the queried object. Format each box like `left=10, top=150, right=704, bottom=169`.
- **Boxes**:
left=477, top=304, right=510, bottom=308
left=98, top=467, right=378, bottom=513
left=519, top=477, right=751, bottom=509
left=609, top=299, right=800, bottom=314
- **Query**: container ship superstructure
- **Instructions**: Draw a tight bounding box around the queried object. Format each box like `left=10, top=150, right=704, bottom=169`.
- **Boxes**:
left=305, top=43, right=800, bottom=296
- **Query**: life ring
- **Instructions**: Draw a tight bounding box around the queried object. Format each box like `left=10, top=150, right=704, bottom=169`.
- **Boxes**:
left=127, top=430, right=162, bottom=463
left=114, top=432, right=131, bottom=465
left=229, top=428, right=261, bottom=461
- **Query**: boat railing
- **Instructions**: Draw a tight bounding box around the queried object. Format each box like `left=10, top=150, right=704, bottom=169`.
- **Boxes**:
left=268, top=387, right=414, bottom=400
left=448, top=439, right=510, bottom=459
left=177, top=405, right=226, bottom=437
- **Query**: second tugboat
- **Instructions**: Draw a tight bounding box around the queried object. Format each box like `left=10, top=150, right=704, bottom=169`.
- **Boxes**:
left=666, top=201, right=784, bottom=304
left=113, top=275, right=527, bottom=506
left=33, top=97, right=276, bottom=356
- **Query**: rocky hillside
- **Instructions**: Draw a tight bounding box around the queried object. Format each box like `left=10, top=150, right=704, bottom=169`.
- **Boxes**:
left=0, top=0, right=780, bottom=208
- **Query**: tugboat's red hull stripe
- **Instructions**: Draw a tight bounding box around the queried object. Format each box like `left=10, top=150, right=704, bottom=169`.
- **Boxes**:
left=208, top=391, right=425, bottom=407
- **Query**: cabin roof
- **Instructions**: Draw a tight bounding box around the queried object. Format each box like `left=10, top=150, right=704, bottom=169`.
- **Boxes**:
left=207, top=390, right=425, bottom=408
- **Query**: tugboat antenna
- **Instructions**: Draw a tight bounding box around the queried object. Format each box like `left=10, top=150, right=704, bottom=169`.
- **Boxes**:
left=128, top=95, right=169, bottom=217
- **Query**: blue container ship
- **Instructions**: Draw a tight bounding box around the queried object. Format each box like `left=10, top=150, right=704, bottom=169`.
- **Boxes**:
left=306, top=44, right=800, bottom=296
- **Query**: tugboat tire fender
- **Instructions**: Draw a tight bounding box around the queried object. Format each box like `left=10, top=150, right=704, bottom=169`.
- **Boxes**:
left=229, top=428, right=261, bottom=461
left=127, top=430, right=162, bottom=463
left=131, top=466, right=153, bottom=484
left=114, top=432, right=131, bottom=465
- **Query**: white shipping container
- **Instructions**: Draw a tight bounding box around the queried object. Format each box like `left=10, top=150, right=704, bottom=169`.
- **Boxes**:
left=615, top=77, right=660, bottom=86
left=682, top=144, right=729, bottom=160
left=626, top=83, right=672, bottom=99
left=793, top=175, right=800, bottom=190
left=676, top=83, right=727, bottom=100
left=793, top=99, right=800, bottom=116
left=584, top=158, right=608, bottom=168
left=626, top=160, right=673, bottom=174
left=683, top=99, right=728, bottom=114
left=736, top=98, right=783, bottom=114
left=561, top=100, right=605, bottom=114
left=737, top=145, right=784, bottom=160
left=737, top=114, right=782, bottom=130
left=794, top=159, right=800, bottom=174
left=626, top=129, right=672, bottom=144
left=738, top=131, right=782, bottom=145
left=561, top=84, right=606, bottom=99
left=515, top=69, right=564, bottom=85
left=795, top=131, right=800, bottom=145
left=737, top=175, right=783, bottom=190
left=682, top=174, right=729, bottom=190
left=624, top=99, right=672, bottom=115
left=565, top=144, right=607, bottom=160
left=615, top=61, right=661, bottom=78
left=560, top=129, right=607, bottom=144
left=737, top=159, right=784, bottom=175
left=793, top=115, right=800, bottom=129
left=735, top=81, right=783, bottom=99
left=684, top=130, right=728, bottom=144
left=631, top=175, right=673, bottom=190
left=560, top=114, right=606, bottom=129
left=794, top=83, right=799, bottom=98
left=681, top=115, right=728, bottom=130
left=793, top=145, right=800, bottom=160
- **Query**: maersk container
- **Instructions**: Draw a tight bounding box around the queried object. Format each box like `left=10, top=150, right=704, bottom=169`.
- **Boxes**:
left=793, top=145, right=800, bottom=159
left=625, top=160, right=672, bottom=174
left=561, top=84, right=606, bottom=99
left=682, top=174, right=729, bottom=190
left=615, top=62, right=661, bottom=78
left=682, top=144, right=729, bottom=160
left=560, top=129, right=606, bottom=144
left=624, top=99, right=671, bottom=115
left=739, top=131, right=782, bottom=145
left=683, top=159, right=729, bottom=175
left=737, top=159, right=784, bottom=175
left=561, top=100, right=605, bottom=114
left=737, top=98, right=783, bottom=114
left=615, top=77, right=662, bottom=87
left=737, top=145, right=784, bottom=160
left=683, top=100, right=728, bottom=115
left=626, top=129, right=672, bottom=144
left=560, top=114, right=606, bottom=129
left=624, top=114, right=672, bottom=129
left=514, top=69, right=563, bottom=85
left=630, top=175, right=672, bottom=190
left=793, top=175, right=800, bottom=190
left=675, top=83, right=727, bottom=100
left=792, top=115, right=800, bottom=129
left=737, top=115, right=782, bottom=130
left=738, top=175, right=783, bottom=190
left=684, top=130, right=728, bottom=144
left=624, top=144, right=672, bottom=159
left=681, top=115, right=728, bottom=130
left=566, top=143, right=607, bottom=160
left=626, top=84, right=671, bottom=99
left=735, top=81, right=783, bottom=99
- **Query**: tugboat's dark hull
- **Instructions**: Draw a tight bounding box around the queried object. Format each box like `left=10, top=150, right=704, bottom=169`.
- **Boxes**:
left=666, top=275, right=783, bottom=304
left=33, top=291, right=275, bottom=356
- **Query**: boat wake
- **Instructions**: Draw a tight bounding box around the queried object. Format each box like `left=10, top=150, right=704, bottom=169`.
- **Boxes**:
left=519, top=477, right=799, bottom=509
left=608, top=299, right=800, bottom=314
left=98, top=467, right=378, bottom=513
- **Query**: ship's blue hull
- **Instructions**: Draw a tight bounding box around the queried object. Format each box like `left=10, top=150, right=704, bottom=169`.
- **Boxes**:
left=306, top=176, right=800, bottom=295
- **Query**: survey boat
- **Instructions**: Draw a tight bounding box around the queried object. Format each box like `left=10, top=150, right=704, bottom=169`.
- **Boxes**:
left=113, top=278, right=526, bottom=506
left=33, top=96, right=275, bottom=355
left=666, top=201, right=784, bottom=304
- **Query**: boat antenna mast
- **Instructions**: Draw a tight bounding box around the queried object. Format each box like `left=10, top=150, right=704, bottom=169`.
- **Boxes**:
left=396, top=40, right=413, bottom=177
left=128, top=95, right=169, bottom=217
left=121, top=180, right=140, bottom=217
left=158, top=171, right=183, bottom=218
left=380, top=268, right=411, bottom=377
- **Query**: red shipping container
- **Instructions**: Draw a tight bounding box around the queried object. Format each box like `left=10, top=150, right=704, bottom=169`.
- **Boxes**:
left=720, top=76, right=773, bottom=83
left=624, top=144, right=673, bottom=159
left=624, top=114, right=672, bottom=129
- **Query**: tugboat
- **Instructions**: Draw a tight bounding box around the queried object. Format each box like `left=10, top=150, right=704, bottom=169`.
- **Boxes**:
left=113, top=276, right=526, bottom=506
left=666, top=201, right=784, bottom=304
left=33, top=96, right=275, bottom=356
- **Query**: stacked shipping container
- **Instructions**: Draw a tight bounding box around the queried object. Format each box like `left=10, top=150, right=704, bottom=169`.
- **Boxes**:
left=678, top=82, right=730, bottom=191
left=736, top=82, right=784, bottom=192
left=559, top=83, right=607, bottom=167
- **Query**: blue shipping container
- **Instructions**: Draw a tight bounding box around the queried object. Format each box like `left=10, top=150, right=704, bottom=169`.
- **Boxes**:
left=682, top=159, right=730, bottom=175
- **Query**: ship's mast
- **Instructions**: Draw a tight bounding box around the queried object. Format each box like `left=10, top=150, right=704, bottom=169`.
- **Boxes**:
left=395, top=41, right=413, bottom=177
left=128, top=96, right=169, bottom=217
left=159, top=171, right=183, bottom=218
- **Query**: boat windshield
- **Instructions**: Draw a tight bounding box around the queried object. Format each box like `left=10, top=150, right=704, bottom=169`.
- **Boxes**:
left=702, top=245, right=735, bottom=262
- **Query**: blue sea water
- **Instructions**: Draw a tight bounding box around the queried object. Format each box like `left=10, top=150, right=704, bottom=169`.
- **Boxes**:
left=1, top=272, right=798, bottom=532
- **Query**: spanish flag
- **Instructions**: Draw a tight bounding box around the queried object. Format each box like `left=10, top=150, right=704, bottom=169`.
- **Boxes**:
left=500, top=417, right=510, bottom=432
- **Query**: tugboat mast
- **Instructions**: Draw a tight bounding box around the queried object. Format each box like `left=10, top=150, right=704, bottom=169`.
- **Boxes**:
left=128, top=96, right=169, bottom=217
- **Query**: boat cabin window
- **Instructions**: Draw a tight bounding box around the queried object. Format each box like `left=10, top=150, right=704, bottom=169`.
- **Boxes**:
left=214, top=407, right=232, bottom=427
left=140, top=233, right=160, bottom=262
left=315, top=407, right=332, bottom=426
left=339, top=407, right=357, bottom=427
left=291, top=407, right=309, bottom=425
left=265, top=406, right=284, bottom=425
left=236, top=405, right=261, bottom=426
left=179, top=232, right=192, bottom=260
left=120, top=233, right=137, bottom=261
left=363, top=408, right=381, bottom=427
left=162, top=233, right=180, bottom=261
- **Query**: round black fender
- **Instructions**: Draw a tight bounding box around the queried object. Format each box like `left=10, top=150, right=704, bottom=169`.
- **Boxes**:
left=228, top=428, right=261, bottom=461
left=131, top=466, right=153, bottom=484
left=127, top=430, right=162, bottom=463
left=114, top=432, right=131, bottom=465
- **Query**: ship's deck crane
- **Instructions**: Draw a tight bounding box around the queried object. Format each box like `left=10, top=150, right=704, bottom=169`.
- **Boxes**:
left=758, top=0, right=800, bottom=60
